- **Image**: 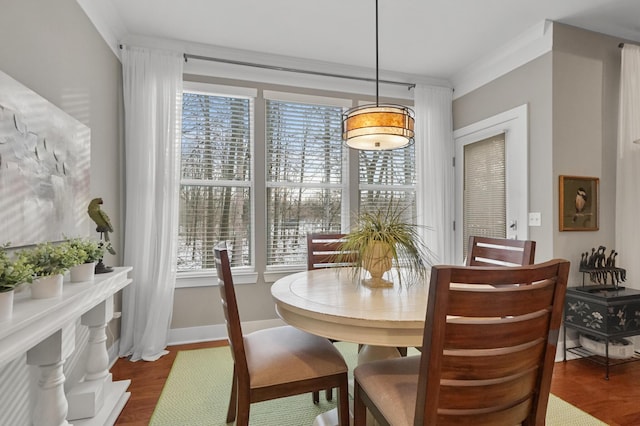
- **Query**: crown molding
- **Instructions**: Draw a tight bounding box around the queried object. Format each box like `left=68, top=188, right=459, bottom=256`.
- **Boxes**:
left=451, top=20, right=554, bottom=99
left=76, top=0, right=126, bottom=58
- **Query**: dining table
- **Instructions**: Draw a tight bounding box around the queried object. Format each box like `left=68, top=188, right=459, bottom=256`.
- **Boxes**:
left=271, top=267, right=429, bottom=425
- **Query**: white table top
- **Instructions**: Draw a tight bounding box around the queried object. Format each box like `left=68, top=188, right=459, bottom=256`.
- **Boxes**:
left=271, top=267, right=429, bottom=347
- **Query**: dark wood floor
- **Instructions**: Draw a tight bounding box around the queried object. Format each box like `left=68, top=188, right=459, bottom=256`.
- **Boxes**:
left=112, top=341, right=640, bottom=426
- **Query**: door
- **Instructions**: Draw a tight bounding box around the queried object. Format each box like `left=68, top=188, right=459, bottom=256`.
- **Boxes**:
left=453, top=104, right=528, bottom=263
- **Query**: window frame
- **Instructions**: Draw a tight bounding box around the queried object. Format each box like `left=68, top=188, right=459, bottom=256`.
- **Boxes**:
left=176, top=79, right=416, bottom=288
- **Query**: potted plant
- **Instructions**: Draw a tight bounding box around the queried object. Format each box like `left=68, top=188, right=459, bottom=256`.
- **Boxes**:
left=339, top=202, right=430, bottom=288
left=20, top=242, right=77, bottom=299
left=64, top=237, right=103, bottom=282
left=0, top=245, right=34, bottom=320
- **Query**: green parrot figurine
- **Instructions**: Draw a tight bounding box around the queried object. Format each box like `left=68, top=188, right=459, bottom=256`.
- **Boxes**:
left=88, top=197, right=117, bottom=255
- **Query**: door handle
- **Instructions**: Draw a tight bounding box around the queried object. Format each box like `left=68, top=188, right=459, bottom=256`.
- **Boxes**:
left=509, top=220, right=517, bottom=230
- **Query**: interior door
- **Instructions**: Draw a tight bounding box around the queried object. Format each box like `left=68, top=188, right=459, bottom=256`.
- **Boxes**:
left=453, top=105, right=528, bottom=263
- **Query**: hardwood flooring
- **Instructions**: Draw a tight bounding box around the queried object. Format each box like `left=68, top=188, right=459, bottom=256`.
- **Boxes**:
left=112, top=341, right=640, bottom=425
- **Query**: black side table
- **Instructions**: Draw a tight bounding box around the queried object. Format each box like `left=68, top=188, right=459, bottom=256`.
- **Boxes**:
left=563, top=286, right=640, bottom=379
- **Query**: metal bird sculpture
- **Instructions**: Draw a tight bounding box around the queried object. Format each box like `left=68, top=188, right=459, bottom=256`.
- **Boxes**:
left=88, top=198, right=116, bottom=255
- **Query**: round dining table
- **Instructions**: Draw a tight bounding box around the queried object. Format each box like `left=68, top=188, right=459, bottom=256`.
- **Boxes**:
left=271, top=267, right=429, bottom=363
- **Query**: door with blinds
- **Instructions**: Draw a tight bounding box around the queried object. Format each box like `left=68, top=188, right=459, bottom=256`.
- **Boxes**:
left=453, top=105, right=528, bottom=263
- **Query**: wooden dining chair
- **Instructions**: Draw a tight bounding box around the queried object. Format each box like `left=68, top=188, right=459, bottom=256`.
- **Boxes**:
left=353, top=259, right=570, bottom=426
left=214, top=244, right=350, bottom=426
left=307, top=233, right=355, bottom=404
left=466, top=235, right=536, bottom=267
left=307, top=233, right=356, bottom=270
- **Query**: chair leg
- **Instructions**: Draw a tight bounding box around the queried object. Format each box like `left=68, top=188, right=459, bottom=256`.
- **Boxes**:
left=353, top=381, right=366, bottom=426
left=226, top=365, right=238, bottom=423
left=312, top=390, right=320, bottom=404
left=326, top=387, right=333, bottom=401
left=236, top=386, right=251, bottom=426
left=337, top=378, right=350, bottom=426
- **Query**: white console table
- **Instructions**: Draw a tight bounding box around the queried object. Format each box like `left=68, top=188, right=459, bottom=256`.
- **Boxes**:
left=0, top=267, right=132, bottom=426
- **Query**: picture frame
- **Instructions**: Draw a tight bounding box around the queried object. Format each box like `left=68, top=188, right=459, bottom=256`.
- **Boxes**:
left=559, top=175, right=599, bottom=231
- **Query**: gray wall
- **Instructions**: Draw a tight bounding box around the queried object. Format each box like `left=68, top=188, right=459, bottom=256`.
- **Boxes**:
left=551, top=23, right=622, bottom=285
left=453, top=52, right=555, bottom=264
left=453, top=22, right=623, bottom=286
left=0, top=0, right=124, bottom=335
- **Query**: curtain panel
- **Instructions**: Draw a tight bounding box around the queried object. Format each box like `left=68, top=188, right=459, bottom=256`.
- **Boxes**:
left=616, top=44, right=640, bottom=281
left=414, top=85, right=455, bottom=265
left=119, top=46, right=183, bottom=361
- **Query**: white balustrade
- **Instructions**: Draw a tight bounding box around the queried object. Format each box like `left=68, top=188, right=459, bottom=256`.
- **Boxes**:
left=0, top=267, right=132, bottom=425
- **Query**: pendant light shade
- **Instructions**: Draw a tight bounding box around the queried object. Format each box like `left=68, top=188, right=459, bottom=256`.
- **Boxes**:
left=343, top=103, right=414, bottom=150
left=342, top=0, right=415, bottom=150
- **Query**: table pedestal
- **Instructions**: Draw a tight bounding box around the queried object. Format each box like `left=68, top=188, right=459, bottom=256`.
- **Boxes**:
left=313, top=345, right=402, bottom=426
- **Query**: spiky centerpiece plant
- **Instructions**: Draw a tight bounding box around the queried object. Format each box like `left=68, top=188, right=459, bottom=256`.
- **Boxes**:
left=340, top=203, right=429, bottom=288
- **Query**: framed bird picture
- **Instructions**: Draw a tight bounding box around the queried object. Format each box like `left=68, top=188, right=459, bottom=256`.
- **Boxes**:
left=559, top=175, right=599, bottom=231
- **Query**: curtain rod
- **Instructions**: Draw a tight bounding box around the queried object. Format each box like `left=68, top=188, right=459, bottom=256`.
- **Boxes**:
left=183, top=53, right=416, bottom=90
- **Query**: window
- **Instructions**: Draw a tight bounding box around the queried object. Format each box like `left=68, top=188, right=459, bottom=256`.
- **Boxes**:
left=178, top=88, right=254, bottom=271
left=177, top=81, right=416, bottom=276
left=265, top=93, right=349, bottom=267
left=359, top=148, right=416, bottom=221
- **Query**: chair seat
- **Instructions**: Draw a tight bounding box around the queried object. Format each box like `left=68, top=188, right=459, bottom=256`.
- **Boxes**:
left=354, top=355, right=421, bottom=425
left=245, top=326, right=348, bottom=388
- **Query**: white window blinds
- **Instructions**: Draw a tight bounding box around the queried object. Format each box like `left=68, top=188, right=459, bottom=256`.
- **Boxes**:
left=463, top=133, right=506, bottom=258
left=178, top=91, right=253, bottom=270
left=265, top=98, right=345, bottom=266
left=359, top=147, right=417, bottom=221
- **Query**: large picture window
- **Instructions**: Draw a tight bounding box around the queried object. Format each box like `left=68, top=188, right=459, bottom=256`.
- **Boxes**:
left=177, top=82, right=415, bottom=277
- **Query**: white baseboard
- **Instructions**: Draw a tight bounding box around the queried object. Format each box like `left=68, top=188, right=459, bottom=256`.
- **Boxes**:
left=167, top=319, right=286, bottom=346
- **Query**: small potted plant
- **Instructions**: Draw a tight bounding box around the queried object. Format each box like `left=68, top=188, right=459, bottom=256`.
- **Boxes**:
left=20, top=242, right=77, bottom=299
left=64, top=237, right=103, bottom=282
left=339, top=202, right=430, bottom=288
left=0, top=245, right=34, bottom=320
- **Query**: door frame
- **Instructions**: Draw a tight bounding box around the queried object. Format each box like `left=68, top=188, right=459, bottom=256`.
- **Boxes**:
left=453, top=104, right=528, bottom=263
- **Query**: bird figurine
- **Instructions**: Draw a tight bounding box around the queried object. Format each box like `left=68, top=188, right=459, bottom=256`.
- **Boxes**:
left=88, top=197, right=116, bottom=255
left=572, top=187, right=587, bottom=222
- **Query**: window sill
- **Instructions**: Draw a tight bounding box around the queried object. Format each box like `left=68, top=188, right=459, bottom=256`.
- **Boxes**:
left=176, top=270, right=258, bottom=288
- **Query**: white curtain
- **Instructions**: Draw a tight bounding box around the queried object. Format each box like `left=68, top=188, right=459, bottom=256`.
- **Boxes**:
left=615, top=44, right=640, bottom=283
left=119, top=46, right=183, bottom=361
left=414, top=85, right=455, bottom=265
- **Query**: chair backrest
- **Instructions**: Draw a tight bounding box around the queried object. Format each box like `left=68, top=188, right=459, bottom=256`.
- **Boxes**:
left=415, top=259, right=570, bottom=425
left=306, top=233, right=356, bottom=270
left=214, top=244, right=249, bottom=379
left=465, top=236, right=536, bottom=267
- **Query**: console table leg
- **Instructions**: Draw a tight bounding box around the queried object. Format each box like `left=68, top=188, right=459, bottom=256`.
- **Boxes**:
left=605, top=337, right=610, bottom=380
left=26, top=327, right=75, bottom=426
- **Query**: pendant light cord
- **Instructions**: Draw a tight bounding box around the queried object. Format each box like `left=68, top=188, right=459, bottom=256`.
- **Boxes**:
left=375, top=0, right=379, bottom=106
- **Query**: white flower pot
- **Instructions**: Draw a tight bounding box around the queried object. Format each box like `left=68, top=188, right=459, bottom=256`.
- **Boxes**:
left=0, top=290, right=14, bottom=321
left=31, top=274, right=64, bottom=299
left=70, top=262, right=96, bottom=283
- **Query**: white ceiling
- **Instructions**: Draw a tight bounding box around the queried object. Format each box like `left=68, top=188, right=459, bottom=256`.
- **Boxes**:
left=87, top=0, right=640, bottom=82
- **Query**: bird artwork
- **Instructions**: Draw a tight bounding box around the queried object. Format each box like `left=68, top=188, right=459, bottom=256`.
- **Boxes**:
left=88, top=197, right=117, bottom=255
left=572, top=187, right=587, bottom=222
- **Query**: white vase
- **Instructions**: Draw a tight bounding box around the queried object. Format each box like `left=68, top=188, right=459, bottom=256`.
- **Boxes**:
left=70, top=262, right=96, bottom=282
left=30, top=274, right=64, bottom=299
left=0, top=290, right=14, bottom=321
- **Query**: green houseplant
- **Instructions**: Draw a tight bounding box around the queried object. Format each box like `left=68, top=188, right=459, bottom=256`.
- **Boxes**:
left=339, top=202, right=430, bottom=288
left=0, top=245, right=34, bottom=320
left=64, top=237, right=104, bottom=282
left=20, top=242, right=77, bottom=298
left=0, top=245, right=34, bottom=293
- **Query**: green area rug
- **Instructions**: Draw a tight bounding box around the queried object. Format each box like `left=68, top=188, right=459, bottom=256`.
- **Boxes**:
left=151, top=342, right=607, bottom=425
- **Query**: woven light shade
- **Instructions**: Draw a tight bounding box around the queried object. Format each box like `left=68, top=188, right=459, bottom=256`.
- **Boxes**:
left=342, top=104, right=415, bottom=150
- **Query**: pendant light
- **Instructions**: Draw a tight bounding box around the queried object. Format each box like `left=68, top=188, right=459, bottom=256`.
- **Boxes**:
left=342, top=0, right=415, bottom=150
